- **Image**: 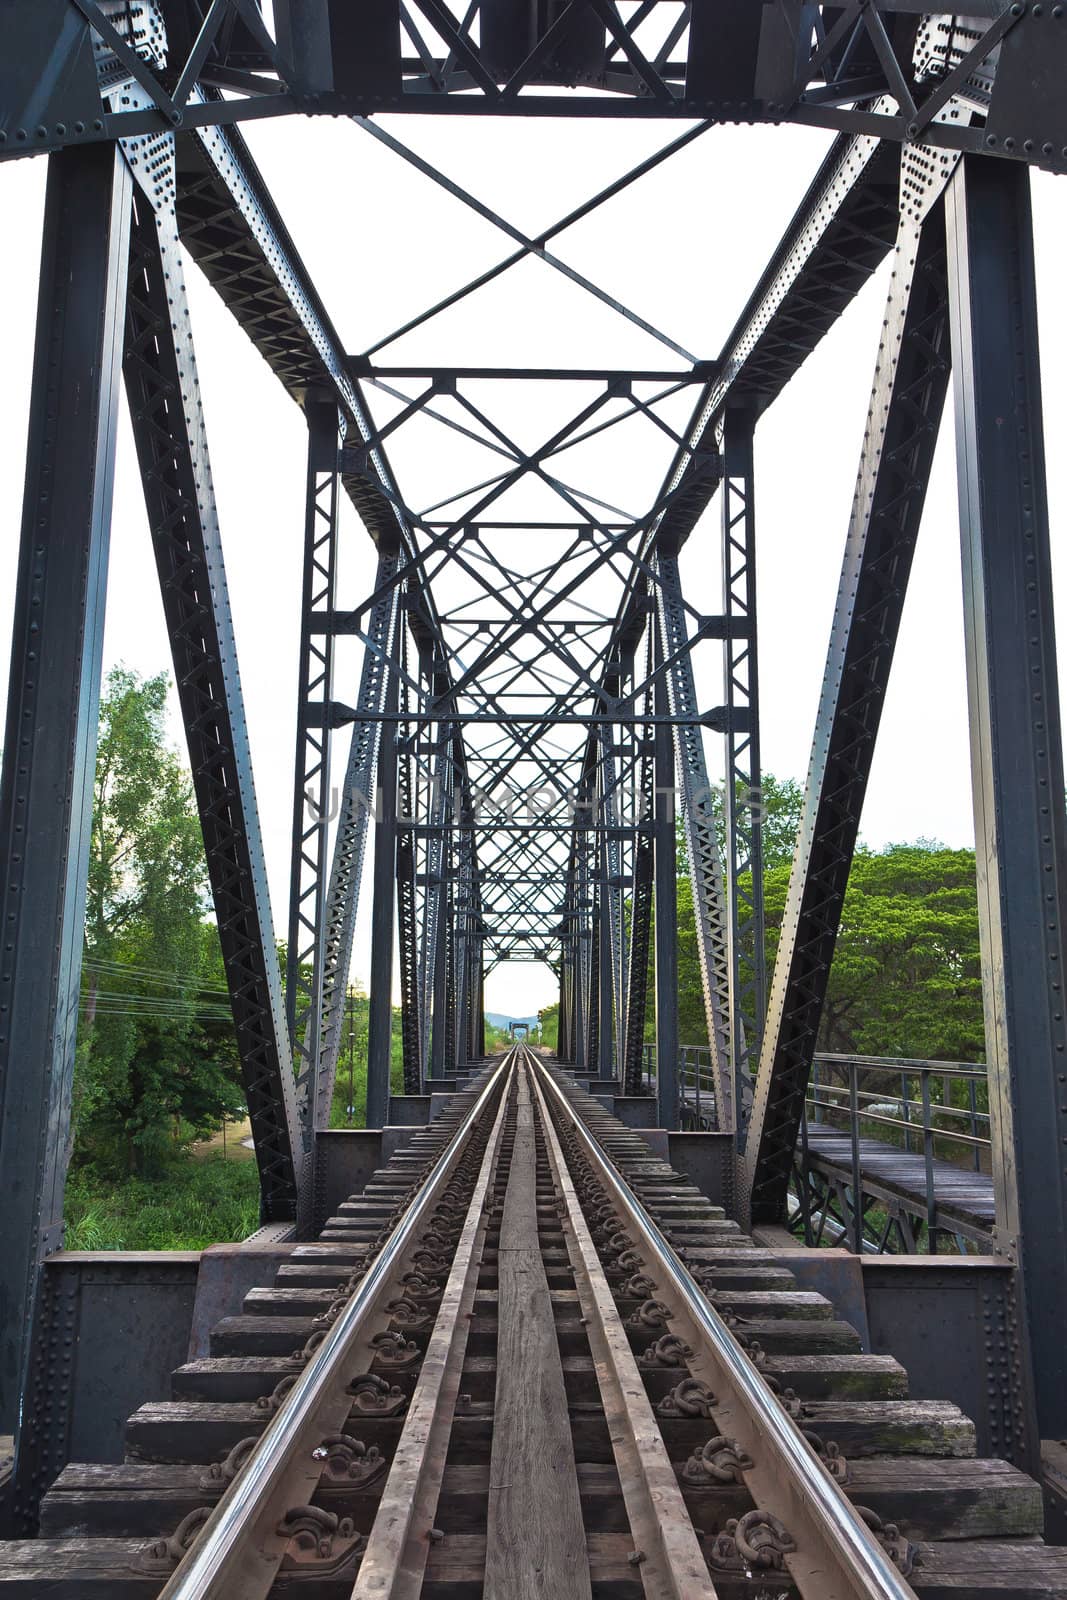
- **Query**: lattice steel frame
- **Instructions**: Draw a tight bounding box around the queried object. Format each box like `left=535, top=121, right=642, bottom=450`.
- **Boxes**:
left=5, top=0, right=1067, bottom=1467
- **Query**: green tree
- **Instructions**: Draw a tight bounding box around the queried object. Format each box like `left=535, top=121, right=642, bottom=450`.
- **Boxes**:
left=674, top=774, right=983, bottom=1063
left=762, top=843, right=984, bottom=1060
left=673, top=774, right=804, bottom=1050
left=754, top=774, right=804, bottom=870
left=75, top=667, right=244, bottom=1177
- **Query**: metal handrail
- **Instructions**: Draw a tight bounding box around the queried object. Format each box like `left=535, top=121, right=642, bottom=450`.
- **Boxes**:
left=807, top=1082, right=990, bottom=1140
left=158, top=1056, right=509, bottom=1600
left=799, top=1055, right=991, bottom=1251
left=534, top=1058, right=917, bottom=1600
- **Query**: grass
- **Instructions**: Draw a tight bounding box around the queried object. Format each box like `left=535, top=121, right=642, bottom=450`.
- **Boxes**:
left=64, top=1156, right=261, bottom=1250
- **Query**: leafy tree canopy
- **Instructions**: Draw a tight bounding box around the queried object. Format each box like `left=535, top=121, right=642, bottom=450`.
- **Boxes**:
left=675, top=774, right=983, bottom=1063
left=75, top=667, right=245, bottom=1178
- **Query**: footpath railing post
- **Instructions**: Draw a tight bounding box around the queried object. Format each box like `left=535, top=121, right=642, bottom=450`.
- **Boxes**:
left=848, top=1063, right=863, bottom=1254
left=921, top=1070, right=937, bottom=1254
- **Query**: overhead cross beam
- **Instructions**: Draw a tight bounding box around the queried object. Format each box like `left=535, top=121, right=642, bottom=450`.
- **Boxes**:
left=5, top=0, right=1065, bottom=175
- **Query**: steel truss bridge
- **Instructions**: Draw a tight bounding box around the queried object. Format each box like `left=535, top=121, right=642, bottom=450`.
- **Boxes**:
left=2, top=0, right=1067, bottom=1559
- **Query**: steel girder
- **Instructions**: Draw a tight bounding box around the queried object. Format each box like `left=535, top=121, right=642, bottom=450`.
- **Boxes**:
left=2, top=1, right=1045, bottom=1253
left=287, top=398, right=341, bottom=1165
left=946, top=155, right=1067, bottom=1443
left=744, top=192, right=954, bottom=1222
left=0, top=143, right=131, bottom=1515
left=365, top=641, right=401, bottom=1130
left=317, top=556, right=400, bottom=1124
left=123, top=175, right=302, bottom=1218
left=655, top=554, right=733, bottom=1127
left=623, top=637, right=656, bottom=1097
left=598, top=736, right=628, bottom=1074
left=653, top=619, right=680, bottom=1131
left=721, top=411, right=767, bottom=1134
left=419, top=737, right=450, bottom=1079
left=4, top=1, right=1066, bottom=177
left=396, top=648, right=423, bottom=1095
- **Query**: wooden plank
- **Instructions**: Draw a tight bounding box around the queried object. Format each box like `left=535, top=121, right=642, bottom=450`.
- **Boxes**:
left=350, top=1063, right=510, bottom=1600
left=529, top=1065, right=714, bottom=1599
left=484, top=1070, right=592, bottom=1600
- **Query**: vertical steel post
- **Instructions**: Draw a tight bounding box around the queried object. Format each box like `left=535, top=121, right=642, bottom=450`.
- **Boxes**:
left=454, top=830, right=471, bottom=1072
left=287, top=397, right=340, bottom=1170
left=365, top=655, right=400, bottom=1128
left=598, top=859, right=615, bottom=1079
left=429, top=863, right=450, bottom=1081
left=316, top=555, right=400, bottom=1121
left=947, top=153, right=1067, bottom=1441
left=395, top=634, right=422, bottom=1094
left=722, top=408, right=767, bottom=1133
left=0, top=144, right=131, bottom=1514
left=656, top=553, right=733, bottom=1128
left=654, top=626, right=680, bottom=1131
left=570, top=870, right=586, bottom=1071
left=420, top=736, right=449, bottom=1079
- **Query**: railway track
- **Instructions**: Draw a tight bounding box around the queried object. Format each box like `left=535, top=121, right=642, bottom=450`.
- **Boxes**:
left=2, top=1044, right=1066, bottom=1596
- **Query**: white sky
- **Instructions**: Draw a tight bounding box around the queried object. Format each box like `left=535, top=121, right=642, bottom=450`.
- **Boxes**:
left=1, top=119, right=1065, bottom=1020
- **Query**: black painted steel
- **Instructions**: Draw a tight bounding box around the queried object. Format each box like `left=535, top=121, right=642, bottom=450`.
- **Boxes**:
left=365, top=647, right=401, bottom=1129
left=287, top=397, right=341, bottom=1174
left=653, top=622, right=680, bottom=1132
left=123, top=183, right=302, bottom=1219
left=721, top=410, right=766, bottom=1134
left=0, top=143, right=131, bottom=1518
left=946, top=154, right=1067, bottom=1443
left=745, top=200, right=953, bottom=1222
left=4, top=0, right=1067, bottom=1494
left=4, top=2, right=1066, bottom=172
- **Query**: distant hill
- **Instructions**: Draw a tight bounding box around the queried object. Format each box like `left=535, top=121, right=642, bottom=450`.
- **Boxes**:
left=485, top=1012, right=540, bottom=1030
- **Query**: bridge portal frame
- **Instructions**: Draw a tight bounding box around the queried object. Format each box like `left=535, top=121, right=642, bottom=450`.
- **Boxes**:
left=2, top=0, right=1067, bottom=1495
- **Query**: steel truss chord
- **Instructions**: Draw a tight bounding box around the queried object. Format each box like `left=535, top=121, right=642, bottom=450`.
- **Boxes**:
left=0, top=142, right=131, bottom=1523
left=122, top=175, right=301, bottom=1220
left=655, top=554, right=733, bottom=1129
left=744, top=196, right=953, bottom=1222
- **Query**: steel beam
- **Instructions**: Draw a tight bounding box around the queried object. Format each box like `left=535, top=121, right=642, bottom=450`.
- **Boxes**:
left=365, top=653, right=400, bottom=1128
left=316, top=556, right=400, bottom=1118
left=721, top=410, right=767, bottom=1132
left=396, top=624, right=422, bottom=1093
left=123, top=181, right=301, bottom=1218
left=653, top=625, right=680, bottom=1131
left=655, top=554, right=733, bottom=1127
left=623, top=751, right=654, bottom=1094
left=597, top=866, right=615, bottom=1080
left=0, top=143, right=130, bottom=1523
left=946, top=154, right=1067, bottom=1445
left=745, top=200, right=952, bottom=1221
left=287, top=396, right=340, bottom=1186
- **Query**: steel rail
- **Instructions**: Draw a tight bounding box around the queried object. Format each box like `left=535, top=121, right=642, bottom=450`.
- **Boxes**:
left=352, top=1056, right=513, bottom=1597
left=157, top=1055, right=512, bottom=1600
left=526, top=1054, right=713, bottom=1598
left=533, top=1059, right=919, bottom=1600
